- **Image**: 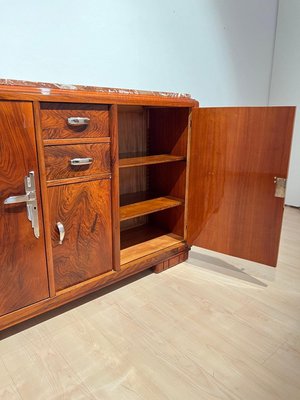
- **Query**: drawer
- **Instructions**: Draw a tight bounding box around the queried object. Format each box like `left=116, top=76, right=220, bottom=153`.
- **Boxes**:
left=44, top=143, right=111, bottom=181
left=40, top=103, right=109, bottom=139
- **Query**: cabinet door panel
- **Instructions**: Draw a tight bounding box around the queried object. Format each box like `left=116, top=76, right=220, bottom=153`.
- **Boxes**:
left=188, top=107, right=295, bottom=266
left=0, top=101, right=49, bottom=316
left=48, top=179, right=113, bottom=291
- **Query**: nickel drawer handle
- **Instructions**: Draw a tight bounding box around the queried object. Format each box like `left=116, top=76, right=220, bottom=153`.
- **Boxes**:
left=70, top=157, right=94, bottom=166
left=67, top=117, right=90, bottom=126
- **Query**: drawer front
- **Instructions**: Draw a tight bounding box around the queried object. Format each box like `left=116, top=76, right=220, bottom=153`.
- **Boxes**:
left=48, top=179, right=113, bottom=291
left=44, top=143, right=111, bottom=181
left=40, top=103, right=109, bottom=139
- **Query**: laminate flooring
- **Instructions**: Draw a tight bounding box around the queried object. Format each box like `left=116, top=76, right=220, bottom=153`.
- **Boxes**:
left=0, top=206, right=299, bottom=399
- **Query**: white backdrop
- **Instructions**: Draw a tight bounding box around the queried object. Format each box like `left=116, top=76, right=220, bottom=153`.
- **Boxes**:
left=269, top=0, right=300, bottom=206
left=0, top=0, right=277, bottom=106
left=2, top=0, right=298, bottom=204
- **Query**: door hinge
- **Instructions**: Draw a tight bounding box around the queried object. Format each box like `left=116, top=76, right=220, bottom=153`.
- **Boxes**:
left=274, top=177, right=287, bottom=198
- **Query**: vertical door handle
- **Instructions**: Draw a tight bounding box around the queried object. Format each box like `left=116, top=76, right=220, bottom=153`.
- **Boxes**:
left=3, top=171, right=40, bottom=238
left=56, top=222, right=65, bottom=244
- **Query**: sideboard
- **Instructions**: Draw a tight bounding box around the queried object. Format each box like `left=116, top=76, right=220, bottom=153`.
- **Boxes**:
left=0, top=79, right=295, bottom=330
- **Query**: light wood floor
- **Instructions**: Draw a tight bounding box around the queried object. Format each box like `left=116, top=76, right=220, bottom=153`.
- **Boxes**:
left=0, top=206, right=299, bottom=399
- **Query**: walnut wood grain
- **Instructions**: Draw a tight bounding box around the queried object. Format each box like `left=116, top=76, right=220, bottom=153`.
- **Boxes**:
left=33, top=102, right=56, bottom=297
left=119, top=154, right=186, bottom=168
left=188, top=107, right=295, bottom=266
left=110, top=105, right=121, bottom=271
left=48, top=179, right=113, bottom=291
left=0, top=101, right=49, bottom=316
left=120, top=196, right=184, bottom=221
left=40, top=103, right=109, bottom=139
left=43, top=137, right=110, bottom=146
left=153, top=250, right=188, bottom=273
left=46, top=173, right=111, bottom=187
left=44, top=143, right=111, bottom=181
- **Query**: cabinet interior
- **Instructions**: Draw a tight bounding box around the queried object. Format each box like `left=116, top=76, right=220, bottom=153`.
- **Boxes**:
left=118, top=105, right=189, bottom=264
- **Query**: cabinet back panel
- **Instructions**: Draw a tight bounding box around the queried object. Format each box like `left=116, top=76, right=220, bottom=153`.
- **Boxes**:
left=148, top=108, right=189, bottom=156
left=149, top=206, right=185, bottom=237
left=118, top=106, right=148, bottom=158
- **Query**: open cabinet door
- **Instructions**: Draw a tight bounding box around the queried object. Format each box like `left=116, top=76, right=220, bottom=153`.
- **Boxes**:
left=187, top=107, right=295, bottom=266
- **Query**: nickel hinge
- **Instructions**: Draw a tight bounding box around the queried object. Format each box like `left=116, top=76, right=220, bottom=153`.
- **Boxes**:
left=274, top=177, right=287, bottom=198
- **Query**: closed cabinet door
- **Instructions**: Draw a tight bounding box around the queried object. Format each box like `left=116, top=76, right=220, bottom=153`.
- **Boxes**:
left=48, top=179, right=113, bottom=291
left=0, top=101, right=49, bottom=316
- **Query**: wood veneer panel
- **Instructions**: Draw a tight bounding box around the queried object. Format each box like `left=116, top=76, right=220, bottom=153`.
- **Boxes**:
left=188, top=107, right=295, bottom=266
left=119, top=154, right=186, bottom=168
left=120, top=196, right=184, bottom=221
left=48, top=179, right=113, bottom=291
left=46, top=173, right=111, bottom=187
left=33, top=102, right=56, bottom=297
left=110, top=104, right=121, bottom=270
left=149, top=107, right=189, bottom=156
left=43, top=137, right=110, bottom=146
left=0, top=102, right=49, bottom=316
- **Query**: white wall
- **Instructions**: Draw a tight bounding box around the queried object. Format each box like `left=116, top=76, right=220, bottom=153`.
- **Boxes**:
left=5, top=1, right=298, bottom=202
left=0, top=0, right=277, bottom=106
left=269, top=0, right=300, bottom=206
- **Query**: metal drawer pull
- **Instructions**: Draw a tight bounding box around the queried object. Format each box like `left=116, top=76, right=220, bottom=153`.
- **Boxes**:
left=70, top=157, right=93, bottom=166
left=56, top=222, right=65, bottom=245
left=67, top=117, right=90, bottom=126
left=3, top=171, right=40, bottom=238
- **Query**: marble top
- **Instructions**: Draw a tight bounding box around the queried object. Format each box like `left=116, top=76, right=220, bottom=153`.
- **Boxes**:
left=0, top=78, right=191, bottom=98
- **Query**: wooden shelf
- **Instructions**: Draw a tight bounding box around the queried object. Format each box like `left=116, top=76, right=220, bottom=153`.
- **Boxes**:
left=120, top=224, right=184, bottom=265
left=119, top=154, right=186, bottom=168
left=120, top=191, right=157, bottom=207
left=120, top=195, right=184, bottom=221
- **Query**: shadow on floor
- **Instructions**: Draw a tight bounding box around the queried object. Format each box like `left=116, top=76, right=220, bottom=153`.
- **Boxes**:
left=0, top=270, right=152, bottom=340
left=188, top=250, right=268, bottom=287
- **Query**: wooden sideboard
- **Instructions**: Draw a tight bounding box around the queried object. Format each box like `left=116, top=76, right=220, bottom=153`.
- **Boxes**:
left=0, top=79, right=295, bottom=330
